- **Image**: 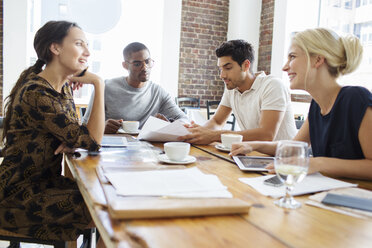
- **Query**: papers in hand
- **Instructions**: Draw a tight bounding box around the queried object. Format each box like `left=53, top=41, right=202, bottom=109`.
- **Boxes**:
left=137, top=116, right=190, bottom=142
left=239, top=173, right=357, bottom=198
left=104, top=167, right=232, bottom=198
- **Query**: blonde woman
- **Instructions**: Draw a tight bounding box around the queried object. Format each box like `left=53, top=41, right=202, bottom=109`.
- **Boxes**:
left=230, top=28, right=372, bottom=180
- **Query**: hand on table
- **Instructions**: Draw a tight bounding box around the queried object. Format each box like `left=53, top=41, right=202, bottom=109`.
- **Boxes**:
left=264, top=163, right=275, bottom=174
left=104, top=119, right=123, bottom=134
left=229, top=143, right=253, bottom=156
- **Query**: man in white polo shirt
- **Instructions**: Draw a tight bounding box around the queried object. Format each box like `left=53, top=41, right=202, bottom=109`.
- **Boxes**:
left=179, top=39, right=297, bottom=144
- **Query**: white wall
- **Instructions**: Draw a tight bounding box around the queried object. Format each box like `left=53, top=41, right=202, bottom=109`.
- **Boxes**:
left=160, top=0, right=182, bottom=98
left=3, top=0, right=29, bottom=106
left=2, top=0, right=182, bottom=103
left=227, top=0, right=262, bottom=72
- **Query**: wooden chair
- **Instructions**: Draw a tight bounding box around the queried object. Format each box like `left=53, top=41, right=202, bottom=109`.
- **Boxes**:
left=206, top=100, right=236, bottom=131
left=294, top=114, right=305, bottom=129
left=295, top=119, right=304, bottom=129
left=175, top=97, right=200, bottom=113
left=0, top=228, right=94, bottom=248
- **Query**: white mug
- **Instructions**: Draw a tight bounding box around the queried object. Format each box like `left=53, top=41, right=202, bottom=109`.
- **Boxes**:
left=164, top=142, right=190, bottom=161
left=221, top=133, right=243, bottom=149
left=122, top=121, right=139, bottom=132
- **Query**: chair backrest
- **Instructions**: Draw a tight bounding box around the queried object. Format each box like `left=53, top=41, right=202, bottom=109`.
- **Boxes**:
left=0, top=227, right=94, bottom=248
left=176, top=97, right=200, bottom=108
left=294, top=114, right=305, bottom=130
left=295, top=119, right=304, bottom=129
left=206, top=100, right=236, bottom=131
left=175, top=97, right=200, bottom=112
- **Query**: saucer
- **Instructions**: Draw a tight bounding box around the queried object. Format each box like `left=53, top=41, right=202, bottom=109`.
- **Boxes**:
left=215, top=144, right=231, bottom=152
left=117, top=128, right=140, bottom=135
left=158, top=154, right=196, bottom=165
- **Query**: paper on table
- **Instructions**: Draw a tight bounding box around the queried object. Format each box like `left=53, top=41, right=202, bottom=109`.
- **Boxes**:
left=137, top=116, right=190, bottom=142
left=306, top=187, right=372, bottom=220
left=239, top=173, right=357, bottom=198
left=104, top=167, right=232, bottom=198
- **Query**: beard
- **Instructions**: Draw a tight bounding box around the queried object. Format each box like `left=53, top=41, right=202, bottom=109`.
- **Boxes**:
left=138, top=70, right=150, bottom=82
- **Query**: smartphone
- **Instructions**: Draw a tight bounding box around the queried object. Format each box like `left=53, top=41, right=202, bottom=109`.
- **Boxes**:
left=77, top=68, right=88, bottom=77
left=263, top=175, right=287, bottom=187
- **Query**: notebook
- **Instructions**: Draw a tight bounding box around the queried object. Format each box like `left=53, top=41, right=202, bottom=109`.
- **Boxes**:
left=321, top=193, right=372, bottom=212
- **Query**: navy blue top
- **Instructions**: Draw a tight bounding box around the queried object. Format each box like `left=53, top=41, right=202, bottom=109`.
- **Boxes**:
left=308, top=86, right=372, bottom=159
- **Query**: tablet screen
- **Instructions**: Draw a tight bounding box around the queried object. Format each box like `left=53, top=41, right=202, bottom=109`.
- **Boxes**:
left=232, top=156, right=274, bottom=172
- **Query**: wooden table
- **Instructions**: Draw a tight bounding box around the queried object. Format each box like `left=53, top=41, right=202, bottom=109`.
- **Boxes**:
left=66, top=139, right=372, bottom=248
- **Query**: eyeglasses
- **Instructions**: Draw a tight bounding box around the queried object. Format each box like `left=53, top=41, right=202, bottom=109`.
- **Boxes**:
left=126, top=58, right=155, bottom=68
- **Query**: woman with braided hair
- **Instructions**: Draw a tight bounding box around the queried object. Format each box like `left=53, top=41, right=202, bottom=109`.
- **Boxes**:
left=0, top=20, right=105, bottom=244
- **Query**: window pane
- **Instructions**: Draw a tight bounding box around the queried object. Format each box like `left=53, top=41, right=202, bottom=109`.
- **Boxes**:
left=27, top=0, right=165, bottom=102
left=283, top=0, right=372, bottom=117
left=319, top=1, right=372, bottom=90
left=284, top=0, right=372, bottom=91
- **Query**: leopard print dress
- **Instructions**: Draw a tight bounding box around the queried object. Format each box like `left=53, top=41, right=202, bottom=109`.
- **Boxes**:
left=0, top=73, right=99, bottom=241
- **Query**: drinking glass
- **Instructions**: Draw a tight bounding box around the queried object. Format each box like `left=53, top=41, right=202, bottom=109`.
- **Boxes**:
left=274, top=140, right=309, bottom=209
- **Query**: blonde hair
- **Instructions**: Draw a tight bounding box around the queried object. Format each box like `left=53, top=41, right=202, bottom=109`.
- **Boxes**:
left=292, top=27, right=363, bottom=78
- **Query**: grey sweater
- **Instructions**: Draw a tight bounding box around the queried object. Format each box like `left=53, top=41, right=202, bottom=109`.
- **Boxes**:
left=82, top=76, right=187, bottom=128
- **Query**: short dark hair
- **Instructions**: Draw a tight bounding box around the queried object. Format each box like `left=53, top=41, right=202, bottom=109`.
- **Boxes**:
left=123, top=42, right=149, bottom=61
left=215, top=40, right=255, bottom=66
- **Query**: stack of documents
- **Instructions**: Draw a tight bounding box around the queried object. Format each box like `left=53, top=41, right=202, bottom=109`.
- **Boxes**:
left=239, top=173, right=357, bottom=198
left=104, top=167, right=232, bottom=198
left=306, top=187, right=372, bottom=220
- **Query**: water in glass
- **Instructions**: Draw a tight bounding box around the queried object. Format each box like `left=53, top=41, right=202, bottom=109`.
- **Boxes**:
left=274, top=140, right=309, bottom=209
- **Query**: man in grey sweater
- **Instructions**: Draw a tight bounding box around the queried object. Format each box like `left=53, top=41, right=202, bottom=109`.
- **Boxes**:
left=82, top=42, right=187, bottom=133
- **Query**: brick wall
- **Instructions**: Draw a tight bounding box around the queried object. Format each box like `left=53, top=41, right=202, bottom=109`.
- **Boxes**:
left=0, top=0, right=3, bottom=115
left=257, top=0, right=275, bottom=74
left=0, top=0, right=275, bottom=112
left=178, top=0, right=229, bottom=107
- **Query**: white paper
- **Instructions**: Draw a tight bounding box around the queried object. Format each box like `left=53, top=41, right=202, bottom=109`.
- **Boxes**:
left=239, top=173, right=357, bottom=198
left=185, top=108, right=207, bottom=125
left=104, top=167, right=232, bottom=198
left=137, top=116, right=190, bottom=142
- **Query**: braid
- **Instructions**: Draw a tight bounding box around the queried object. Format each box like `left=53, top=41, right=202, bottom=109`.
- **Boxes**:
left=2, top=20, right=78, bottom=143
left=2, top=59, right=46, bottom=142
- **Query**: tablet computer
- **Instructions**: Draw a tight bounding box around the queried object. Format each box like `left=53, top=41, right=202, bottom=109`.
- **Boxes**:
left=101, top=136, right=128, bottom=147
left=232, top=156, right=273, bottom=172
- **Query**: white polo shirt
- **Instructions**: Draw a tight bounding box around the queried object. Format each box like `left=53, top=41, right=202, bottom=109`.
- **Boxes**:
left=220, top=72, right=297, bottom=141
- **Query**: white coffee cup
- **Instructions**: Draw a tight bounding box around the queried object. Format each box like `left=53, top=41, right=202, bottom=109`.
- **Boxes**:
left=221, top=133, right=243, bottom=149
left=164, top=142, right=190, bottom=161
left=122, top=121, right=139, bottom=133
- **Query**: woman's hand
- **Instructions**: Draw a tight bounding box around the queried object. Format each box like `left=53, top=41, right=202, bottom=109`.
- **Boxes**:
left=67, top=69, right=103, bottom=88
left=54, top=143, right=76, bottom=155
left=264, top=163, right=275, bottom=174
left=229, top=142, right=254, bottom=156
